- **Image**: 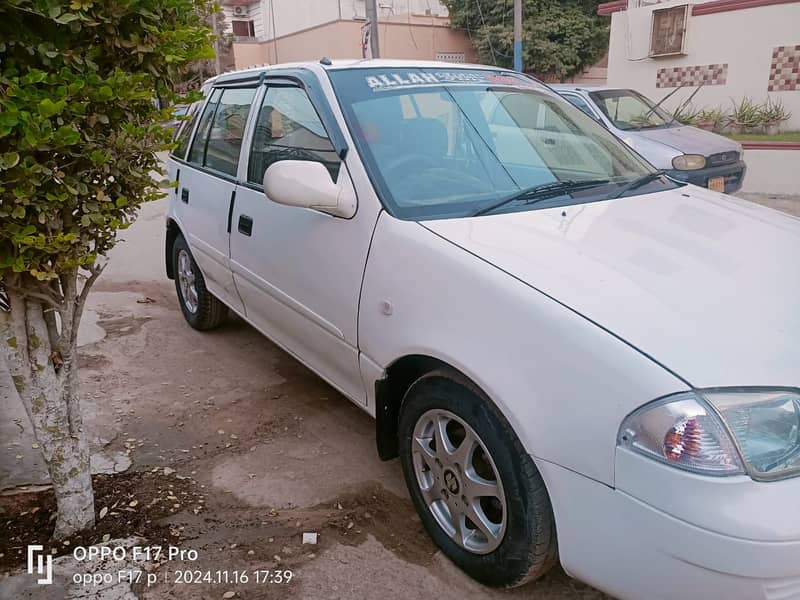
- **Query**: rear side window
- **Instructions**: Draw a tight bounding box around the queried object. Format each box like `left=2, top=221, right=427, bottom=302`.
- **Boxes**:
left=247, top=86, right=340, bottom=185
left=187, top=88, right=222, bottom=166
left=172, top=102, right=201, bottom=160
left=188, top=87, right=256, bottom=177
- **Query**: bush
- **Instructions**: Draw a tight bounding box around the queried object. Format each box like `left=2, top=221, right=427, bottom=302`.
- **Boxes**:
left=671, top=98, right=793, bottom=135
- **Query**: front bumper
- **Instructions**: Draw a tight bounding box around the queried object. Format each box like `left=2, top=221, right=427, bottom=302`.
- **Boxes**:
left=537, top=453, right=800, bottom=600
left=667, top=159, right=747, bottom=193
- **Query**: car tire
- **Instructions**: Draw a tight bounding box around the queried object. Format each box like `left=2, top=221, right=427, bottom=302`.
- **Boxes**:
left=172, top=234, right=227, bottom=330
left=398, top=369, right=557, bottom=588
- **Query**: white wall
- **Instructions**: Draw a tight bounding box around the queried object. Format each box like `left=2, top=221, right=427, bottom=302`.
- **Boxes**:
left=267, top=0, right=341, bottom=38
left=225, top=0, right=451, bottom=41
left=607, top=1, right=800, bottom=128
left=249, top=2, right=267, bottom=39
left=339, top=0, right=448, bottom=20
left=741, top=149, right=800, bottom=194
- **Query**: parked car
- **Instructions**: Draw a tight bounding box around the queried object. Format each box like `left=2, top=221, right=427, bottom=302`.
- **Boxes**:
left=163, top=104, right=191, bottom=137
left=165, top=60, right=799, bottom=600
left=553, top=85, right=746, bottom=193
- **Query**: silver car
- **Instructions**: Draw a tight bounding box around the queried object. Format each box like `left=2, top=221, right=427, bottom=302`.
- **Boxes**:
left=553, top=85, right=746, bottom=193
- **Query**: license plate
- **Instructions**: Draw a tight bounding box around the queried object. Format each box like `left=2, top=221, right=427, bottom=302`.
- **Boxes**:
left=708, top=176, right=725, bottom=192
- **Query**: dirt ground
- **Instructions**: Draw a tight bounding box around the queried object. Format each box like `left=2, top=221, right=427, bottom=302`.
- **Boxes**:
left=1, top=197, right=612, bottom=599
left=2, top=191, right=797, bottom=600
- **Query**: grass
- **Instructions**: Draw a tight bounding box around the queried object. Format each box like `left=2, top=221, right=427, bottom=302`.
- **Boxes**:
left=724, top=131, right=800, bottom=142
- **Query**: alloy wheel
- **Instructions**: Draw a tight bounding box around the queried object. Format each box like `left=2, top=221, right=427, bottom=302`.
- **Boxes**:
left=177, top=249, right=199, bottom=314
left=411, top=409, right=507, bottom=554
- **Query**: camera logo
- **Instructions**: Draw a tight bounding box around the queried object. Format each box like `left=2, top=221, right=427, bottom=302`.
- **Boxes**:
left=27, top=545, right=53, bottom=585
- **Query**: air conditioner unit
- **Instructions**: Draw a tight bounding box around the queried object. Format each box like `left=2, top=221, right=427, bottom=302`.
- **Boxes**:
left=232, top=6, right=246, bottom=17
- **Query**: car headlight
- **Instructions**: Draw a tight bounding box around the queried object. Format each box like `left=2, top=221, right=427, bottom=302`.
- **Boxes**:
left=618, top=389, right=800, bottom=480
left=671, top=154, right=706, bottom=170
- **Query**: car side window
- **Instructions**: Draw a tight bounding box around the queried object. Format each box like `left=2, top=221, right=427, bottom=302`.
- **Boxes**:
left=247, top=86, right=341, bottom=185
left=203, top=88, right=257, bottom=176
left=187, top=87, right=256, bottom=177
left=562, top=94, right=595, bottom=118
left=187, top=88, right=222, bottom=166
left=172, top=101, right=202, bottom=160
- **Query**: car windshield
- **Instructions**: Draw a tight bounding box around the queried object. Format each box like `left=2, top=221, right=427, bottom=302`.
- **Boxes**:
left=329, top=68, right=674, bottom=219
left=588, top=89, right=675, bottom=131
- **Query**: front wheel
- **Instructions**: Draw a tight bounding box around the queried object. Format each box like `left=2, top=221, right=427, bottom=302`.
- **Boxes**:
left=172, top=234, right=228, bottom=330
left=398, top=370, right=557, bottom=588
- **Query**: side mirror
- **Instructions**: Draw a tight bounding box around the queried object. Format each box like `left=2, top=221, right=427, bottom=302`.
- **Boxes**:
left=263, top=160, right=356, bottom=219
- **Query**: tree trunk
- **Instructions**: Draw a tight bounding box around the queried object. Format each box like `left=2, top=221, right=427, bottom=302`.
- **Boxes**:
left=0, top=271, right=96, bottom=539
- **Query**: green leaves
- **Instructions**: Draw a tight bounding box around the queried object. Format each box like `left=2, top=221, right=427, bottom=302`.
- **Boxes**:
left=38, top=98, right=66, bottom=118
left=53, top=125, right=81, bottom=145
left=54, top=12, right=80, bottom=24
left=97, top=86, right=114, bottom=101
left=0, top=0, right=215, bottom=281
left=444, top=0, right=609, bottom=80
left=0, top=152, right=20, bottom=169
left=21, top=70, right=48, bottom=85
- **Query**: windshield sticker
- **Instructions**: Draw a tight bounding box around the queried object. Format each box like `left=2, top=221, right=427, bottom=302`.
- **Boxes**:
left=365, top=71, right=536, bottom=92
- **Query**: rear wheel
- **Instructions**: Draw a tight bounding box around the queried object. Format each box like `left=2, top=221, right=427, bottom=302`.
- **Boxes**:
left=398, top=369, right=557, bottom=588
left=172, top=235, right=227, bottom=330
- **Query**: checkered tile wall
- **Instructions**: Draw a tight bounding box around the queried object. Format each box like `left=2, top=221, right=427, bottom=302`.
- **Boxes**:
left=656, top=63, right=728, bottom=88
left=768, top=45, right=800, bottom=91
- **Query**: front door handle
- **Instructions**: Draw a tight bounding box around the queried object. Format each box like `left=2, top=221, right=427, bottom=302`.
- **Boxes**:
left=238, top=214, right=253, bottom=236
left=181, top=188, right=189, bottom=204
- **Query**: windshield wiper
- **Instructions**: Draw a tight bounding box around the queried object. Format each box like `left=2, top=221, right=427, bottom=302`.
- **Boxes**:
left=472, top=179, right=610, bottom=217
left=611, top=171, right=667, bottom=199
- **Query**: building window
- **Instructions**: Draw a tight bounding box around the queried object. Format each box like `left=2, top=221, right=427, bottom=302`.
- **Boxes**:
left=649, top=5, right=688, bottom=57
left=232, top=19, right=255, bottom=38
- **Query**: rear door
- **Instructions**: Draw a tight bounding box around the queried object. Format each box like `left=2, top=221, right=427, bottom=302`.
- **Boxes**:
left=175, top=86, right=258, bottom=314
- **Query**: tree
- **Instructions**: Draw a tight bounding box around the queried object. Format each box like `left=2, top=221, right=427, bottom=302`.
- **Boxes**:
left=0, top=0, right=214, bottom=539
left=444, top=0, right=609, bottom=81
left=176, top=4, right=236, bottom=93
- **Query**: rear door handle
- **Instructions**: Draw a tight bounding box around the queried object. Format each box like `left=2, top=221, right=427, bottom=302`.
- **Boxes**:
left=238, top=215, right=253, bottom=236
left=181, top=188, right=189, bottom=204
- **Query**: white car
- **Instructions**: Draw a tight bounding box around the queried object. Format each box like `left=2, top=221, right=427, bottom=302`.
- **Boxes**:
left=165, top=59, right=800, bottom=600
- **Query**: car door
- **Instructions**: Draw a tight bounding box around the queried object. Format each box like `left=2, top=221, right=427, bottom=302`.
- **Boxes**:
left=230, top=81, right=380, bottom=405
left=175, top=86, right=258, bottom=314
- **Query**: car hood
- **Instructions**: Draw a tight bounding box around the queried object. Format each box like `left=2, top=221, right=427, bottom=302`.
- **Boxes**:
left=632, top=125, right=739, bottom=157
left=422, top=188, right=800, bottom=387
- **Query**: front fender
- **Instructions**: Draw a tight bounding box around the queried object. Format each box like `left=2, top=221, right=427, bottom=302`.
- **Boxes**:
left=358, top=212, right=686, bottom=485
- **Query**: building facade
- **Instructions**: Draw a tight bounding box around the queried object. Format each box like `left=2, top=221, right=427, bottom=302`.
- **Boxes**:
left=599, top=0, right=800, bottom=129
left=221, top=0, right=475, bottom=69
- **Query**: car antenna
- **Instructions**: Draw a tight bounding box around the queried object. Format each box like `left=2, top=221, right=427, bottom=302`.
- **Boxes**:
left=319, top=57, right=332, bottom=66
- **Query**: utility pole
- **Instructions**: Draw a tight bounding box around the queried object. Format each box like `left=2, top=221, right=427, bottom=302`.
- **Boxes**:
left=365, top=0, right=380, bottom=59
left=513, top=0, right=522, bottom=72
left=211, top=9, right=222, bottom=75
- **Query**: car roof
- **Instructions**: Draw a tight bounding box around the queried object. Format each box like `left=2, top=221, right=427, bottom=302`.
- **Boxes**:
left=209, top=58, right=527, bottom=86
left=549, top=84, right=618, bottom=93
